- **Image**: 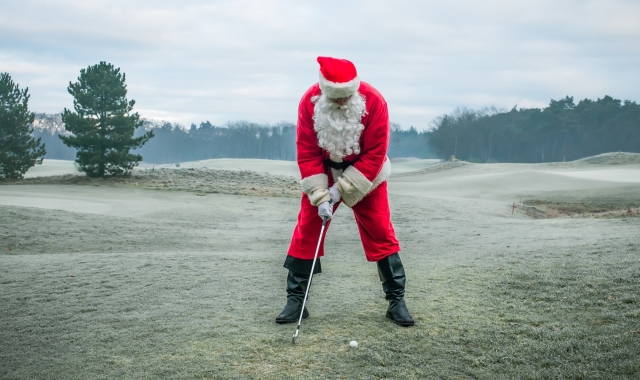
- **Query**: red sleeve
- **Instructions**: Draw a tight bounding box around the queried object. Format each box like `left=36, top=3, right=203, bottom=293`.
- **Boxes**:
left=353, top=93, right=389, bottom=181
left=296, top=88, right=325, bottom=180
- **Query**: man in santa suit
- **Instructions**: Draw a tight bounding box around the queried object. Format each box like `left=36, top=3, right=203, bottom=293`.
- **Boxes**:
left=275, top=56, right=414, bottom=327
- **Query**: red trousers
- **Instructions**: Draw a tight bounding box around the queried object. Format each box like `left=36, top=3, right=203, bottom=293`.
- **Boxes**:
left=287, top=181, right=400, bottom=262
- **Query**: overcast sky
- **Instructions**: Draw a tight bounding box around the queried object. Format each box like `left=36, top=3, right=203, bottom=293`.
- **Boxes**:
left=2, top=0, right=639, bottom=130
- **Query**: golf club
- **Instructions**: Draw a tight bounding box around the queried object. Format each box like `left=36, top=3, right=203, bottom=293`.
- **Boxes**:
left=292, top=215, right=328, bottom=344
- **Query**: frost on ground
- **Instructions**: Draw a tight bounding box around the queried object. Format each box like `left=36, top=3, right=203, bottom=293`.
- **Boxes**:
left=1, top=155, right=639, bottom=378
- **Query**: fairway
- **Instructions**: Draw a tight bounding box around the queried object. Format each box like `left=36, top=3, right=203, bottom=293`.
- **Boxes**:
left=1, top=156, right=639, bottom=379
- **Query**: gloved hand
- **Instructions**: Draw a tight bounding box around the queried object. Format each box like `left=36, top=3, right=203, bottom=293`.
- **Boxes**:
left=328, top=185, right=341, bottom=204
left=317, top=201, right=333, bottom=220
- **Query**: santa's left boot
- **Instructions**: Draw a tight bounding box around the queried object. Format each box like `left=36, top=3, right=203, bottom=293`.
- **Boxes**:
left=377, top=253, right=415, bottom=327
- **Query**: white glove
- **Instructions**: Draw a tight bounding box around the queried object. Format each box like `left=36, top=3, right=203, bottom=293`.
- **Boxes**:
left=318, top=201, right=333, bottom=220
left=329, top=185, right=341, bottom=204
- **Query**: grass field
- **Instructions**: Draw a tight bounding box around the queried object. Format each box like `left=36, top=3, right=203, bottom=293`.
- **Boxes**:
left=1, top=156, right=639, bottom=379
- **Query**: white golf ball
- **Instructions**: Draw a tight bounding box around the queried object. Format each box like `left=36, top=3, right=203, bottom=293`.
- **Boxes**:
left=350, top=340, right=358, bottom=348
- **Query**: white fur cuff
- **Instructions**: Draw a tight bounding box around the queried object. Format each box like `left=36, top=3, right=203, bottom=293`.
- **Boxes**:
left=300, top=173, right=330, bottom=206
left=337, top=158, right=392, bottom=207
left=300, top=173, right=327, bottom=194
left=309, top=189, right=330, bottom=206
left=342, top=165, right=373, bottom=195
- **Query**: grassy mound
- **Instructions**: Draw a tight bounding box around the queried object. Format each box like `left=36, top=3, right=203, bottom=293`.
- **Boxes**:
left=391, top=160, right=469, bottom=177
left=1, top=168, right=301, bottom=198
left=575, top=152, right=640, bottom=165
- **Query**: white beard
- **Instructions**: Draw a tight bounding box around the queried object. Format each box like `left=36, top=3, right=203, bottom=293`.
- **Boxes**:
left=312, top=92, right=367, bottom=159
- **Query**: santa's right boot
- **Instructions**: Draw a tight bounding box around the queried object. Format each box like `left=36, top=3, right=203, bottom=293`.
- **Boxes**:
left=275, top=256, right=321, bottom=324
left=275, top=270, right=310, bottom=324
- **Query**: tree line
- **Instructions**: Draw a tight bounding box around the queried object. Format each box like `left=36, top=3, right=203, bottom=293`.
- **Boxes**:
left=133, top=120, right=298, bottom=163
left=26, top=95, right=640, bottom=168
left=4, top=59, right=638, bottom=179
left=133, top=120, right=435, bottom=164
left=427, top=96, right=640, bottom=163
left=33, top=117, right=436, bottom=165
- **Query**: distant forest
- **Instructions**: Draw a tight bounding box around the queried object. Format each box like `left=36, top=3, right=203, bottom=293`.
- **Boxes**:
left=428, top=96, right=640, bottom=163
left=32, top=94, right=639, bottom=164
left=34, top=117, right=434, bottom=164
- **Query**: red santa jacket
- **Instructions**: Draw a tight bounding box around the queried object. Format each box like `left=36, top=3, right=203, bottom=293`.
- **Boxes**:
left=297, top=81, right=391, bottom=207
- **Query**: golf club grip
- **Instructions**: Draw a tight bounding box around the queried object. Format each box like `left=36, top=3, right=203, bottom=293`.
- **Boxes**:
left=322, top=216, right=328, bottom=226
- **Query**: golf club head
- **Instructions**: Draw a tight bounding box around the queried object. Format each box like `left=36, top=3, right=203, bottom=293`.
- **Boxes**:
left=292, top=331, right=298, bottom=344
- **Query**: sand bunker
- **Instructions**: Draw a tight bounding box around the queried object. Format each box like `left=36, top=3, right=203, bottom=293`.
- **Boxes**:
left=518, top=199, right=640, bottom=219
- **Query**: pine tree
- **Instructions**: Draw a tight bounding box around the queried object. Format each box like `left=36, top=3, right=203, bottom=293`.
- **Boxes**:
left=60, top=62, right=153, bottom=177
left=0, top=73, right=46, bottom=179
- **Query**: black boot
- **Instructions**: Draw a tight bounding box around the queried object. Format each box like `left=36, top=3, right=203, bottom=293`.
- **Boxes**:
left=377, top=253, right=415, bottom=327
left=275, top=271, right=310, bottom=324
left=275, top=256, right=321, bottom=324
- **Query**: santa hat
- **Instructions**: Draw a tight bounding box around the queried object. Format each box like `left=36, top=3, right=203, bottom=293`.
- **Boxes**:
left=317, top=56, right=360, bottom=99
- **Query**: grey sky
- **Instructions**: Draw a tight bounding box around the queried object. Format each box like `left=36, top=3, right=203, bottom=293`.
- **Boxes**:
left=2, top=0, right=639, bottom=130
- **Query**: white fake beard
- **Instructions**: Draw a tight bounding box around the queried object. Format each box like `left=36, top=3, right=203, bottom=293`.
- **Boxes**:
left=312, top=92, right=367, bottom=159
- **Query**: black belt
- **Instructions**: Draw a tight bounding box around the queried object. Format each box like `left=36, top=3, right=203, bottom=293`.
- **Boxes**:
left=325, top=159, right=353, bottom=170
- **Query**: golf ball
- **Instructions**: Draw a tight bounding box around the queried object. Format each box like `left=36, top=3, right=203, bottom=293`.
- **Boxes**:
left=350, top=340, right=358, bottom=348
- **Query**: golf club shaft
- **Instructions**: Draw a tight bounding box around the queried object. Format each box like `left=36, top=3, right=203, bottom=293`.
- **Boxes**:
left=293, top=216, right=328, bottom=342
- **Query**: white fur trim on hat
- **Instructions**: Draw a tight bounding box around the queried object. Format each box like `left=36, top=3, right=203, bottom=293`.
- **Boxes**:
left=319, top=73, right=360, bottom=99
